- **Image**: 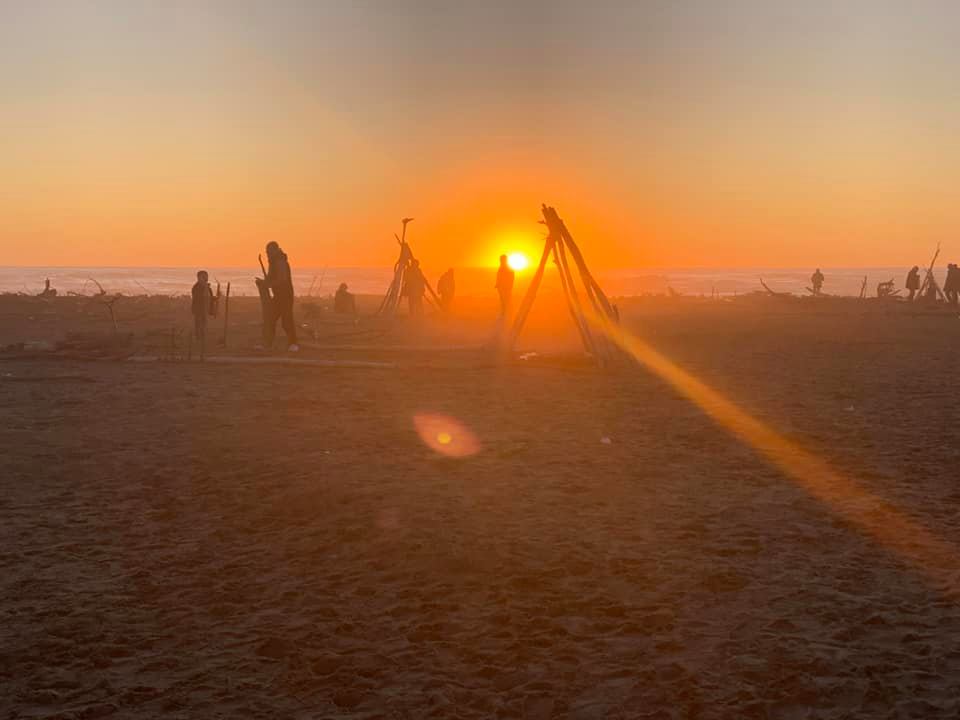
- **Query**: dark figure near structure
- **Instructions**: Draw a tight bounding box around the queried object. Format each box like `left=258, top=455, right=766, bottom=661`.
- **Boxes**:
left=437, top=268, right=455, bottom=311
left=945, top=264, right=959, bottom=305
left=496, top=255, right=515, bottom=316
left=39, top=279, right=57, bottom=298
left=905, top=266, right=920, bottom=301
left=191, top=270, right=215, bottom=341
left=264, top=241, right=299, bottom=351
left=403, top=259, right=427, bottom=316
left=811, top=268, right=825, bottom=295
left=334, top=283, right=357, bottom=315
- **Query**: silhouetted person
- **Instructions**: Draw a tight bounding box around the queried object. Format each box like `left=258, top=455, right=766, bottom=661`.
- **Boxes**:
left=945, top=264, right=959, bottom=305
left=403, top=259, right=426, bottom=317
left=334, top=282, right=356, bottom=315
left=264, top=241, right=299, bottom=351
left=496, top=255, right=515, bottom=316
left=191, top=270, right=214, bottom=342
left=811, top=268, right=825, bottom=295
left=437, top=268, right=455, bottom=311
left=39, top=279, right=57, bottom=298
left=905, top=266, right=920, bottom=301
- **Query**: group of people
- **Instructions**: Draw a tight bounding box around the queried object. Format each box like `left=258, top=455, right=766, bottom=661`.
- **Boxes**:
left=811, top=265, right=960, bottom=304
left=191, top=241, right=298, bottom=351
left=905, top=264, right=960, bottom=304
left=190, top=244, right=520, bottom=352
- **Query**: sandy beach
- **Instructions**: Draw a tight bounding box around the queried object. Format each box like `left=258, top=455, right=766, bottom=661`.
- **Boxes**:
left=2, top=293, right=960, bottom=718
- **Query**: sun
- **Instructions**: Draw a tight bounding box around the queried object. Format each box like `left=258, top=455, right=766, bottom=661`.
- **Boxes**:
left=507, top=252, right=529, bottom=272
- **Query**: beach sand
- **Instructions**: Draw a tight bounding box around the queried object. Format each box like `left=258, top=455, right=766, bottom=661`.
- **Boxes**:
left=3, top=292, right=960, bottom=718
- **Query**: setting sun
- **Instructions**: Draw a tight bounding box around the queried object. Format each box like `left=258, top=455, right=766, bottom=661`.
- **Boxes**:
left=507, top=252, right=529, bottom=272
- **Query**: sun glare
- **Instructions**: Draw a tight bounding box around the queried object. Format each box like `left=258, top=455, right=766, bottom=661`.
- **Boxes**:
left=507, top=252, right=529, bottom=272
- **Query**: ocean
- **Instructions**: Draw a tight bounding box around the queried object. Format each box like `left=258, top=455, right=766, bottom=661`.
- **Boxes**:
left=0, top=266, right=924, bottom=299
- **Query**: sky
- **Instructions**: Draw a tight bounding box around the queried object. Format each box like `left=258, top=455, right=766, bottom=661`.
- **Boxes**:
left=3, top=0, right=960, bottom=269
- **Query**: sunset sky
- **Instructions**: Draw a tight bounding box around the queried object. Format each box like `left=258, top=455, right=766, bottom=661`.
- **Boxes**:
left=3, top=0, right=960, bottom=269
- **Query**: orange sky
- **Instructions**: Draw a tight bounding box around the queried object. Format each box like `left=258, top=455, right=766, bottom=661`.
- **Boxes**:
left=3, top=2, right=960, bottom=268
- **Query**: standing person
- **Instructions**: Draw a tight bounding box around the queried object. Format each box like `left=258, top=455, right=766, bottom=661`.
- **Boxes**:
left=945, top=264, right=959, bottom=305
left=191, top=270, right=214, bottom=344
left=437, top=268, right=455, bottom=311
left=264, top=241, right=299, bottom=351
left=811, top=268, right=825, bottom=295
left=403, top=259, right=426, bottom=317
left=905, top=266, right=920, bottom=301
left=496, top=255, right=515, bottom=317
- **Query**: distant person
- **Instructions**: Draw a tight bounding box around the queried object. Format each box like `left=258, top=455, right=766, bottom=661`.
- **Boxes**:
left=946, top=264, right=959, bottom=305
left=437, top=268, right=455, bottom=311
left=496, top=255, right=515, bottom=316
left=191, top=270, right=214, bottom=342
left=39, top=279, right=57, bottom=298
left=334, top=282, right=357, bottom=315
left=905, top=266, right=920, bottom=301
left=403, top=259, right=426, bottom=317
left=264, top=241, right=299, bottom=351
left=811, top=268, right=825, bottom=295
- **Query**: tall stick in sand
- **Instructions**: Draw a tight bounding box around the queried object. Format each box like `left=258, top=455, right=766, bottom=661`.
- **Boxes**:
left=221, top=282, right=231, bottom=348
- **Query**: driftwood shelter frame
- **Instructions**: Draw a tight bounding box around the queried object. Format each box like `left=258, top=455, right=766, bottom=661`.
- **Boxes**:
left=505, top=205, right=623, bottom=368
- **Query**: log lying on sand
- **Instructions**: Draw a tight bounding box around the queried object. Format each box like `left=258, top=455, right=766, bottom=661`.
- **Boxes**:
left=298, top=342, right=480, bottom=353
left=759, top=278, right=788, bottom=297
left=129, top=355, right=395, bottom=369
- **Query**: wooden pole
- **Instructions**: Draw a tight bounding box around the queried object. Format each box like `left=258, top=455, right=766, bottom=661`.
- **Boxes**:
left=506, top=234, right=555, bottom=352
left=552, top=240, right=595, bottom=356
left=549, top=208, right=616, bottom=320
left=222, top=282, right=231, bottom=348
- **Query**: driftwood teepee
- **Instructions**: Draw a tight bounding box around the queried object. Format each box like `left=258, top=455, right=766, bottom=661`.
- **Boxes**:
left=916, top=243, right=947, bottom=303
left=376, top=218, right=440, bottom=316
left=506, top=205, right=623, bottom=366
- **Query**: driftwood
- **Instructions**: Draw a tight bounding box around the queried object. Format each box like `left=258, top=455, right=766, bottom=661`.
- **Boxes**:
left=100, top=295, right=121, bottom=332
left=221, top=282, right=231, bottom=347
left=377, top=219, right=443, bottom=317
left=128, top=355, right=395, bottom=369
left=917, top=243, right=947, bottom=302
left=505, top=205, right=623, bottom=368
left=759, top=278, right=786, bottom=297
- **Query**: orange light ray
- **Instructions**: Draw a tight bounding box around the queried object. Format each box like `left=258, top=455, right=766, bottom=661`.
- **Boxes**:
left=594, top=315, right=960, bottom=592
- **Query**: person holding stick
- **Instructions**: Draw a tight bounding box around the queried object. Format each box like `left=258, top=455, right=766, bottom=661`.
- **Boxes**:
left=263, top=241, right=299, bottom=351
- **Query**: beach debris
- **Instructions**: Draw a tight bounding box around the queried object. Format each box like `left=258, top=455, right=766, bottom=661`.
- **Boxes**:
left=876, top=279, right=900, bottom=298
left=758, top=277, right=788, bottom=297
left=505, top=205, right=625, bottom=369
left=600, top=436, right=613, bottom=445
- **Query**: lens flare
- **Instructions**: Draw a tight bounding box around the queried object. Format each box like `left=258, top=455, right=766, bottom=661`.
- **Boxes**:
left=413, top=413, right=480, bottom=458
